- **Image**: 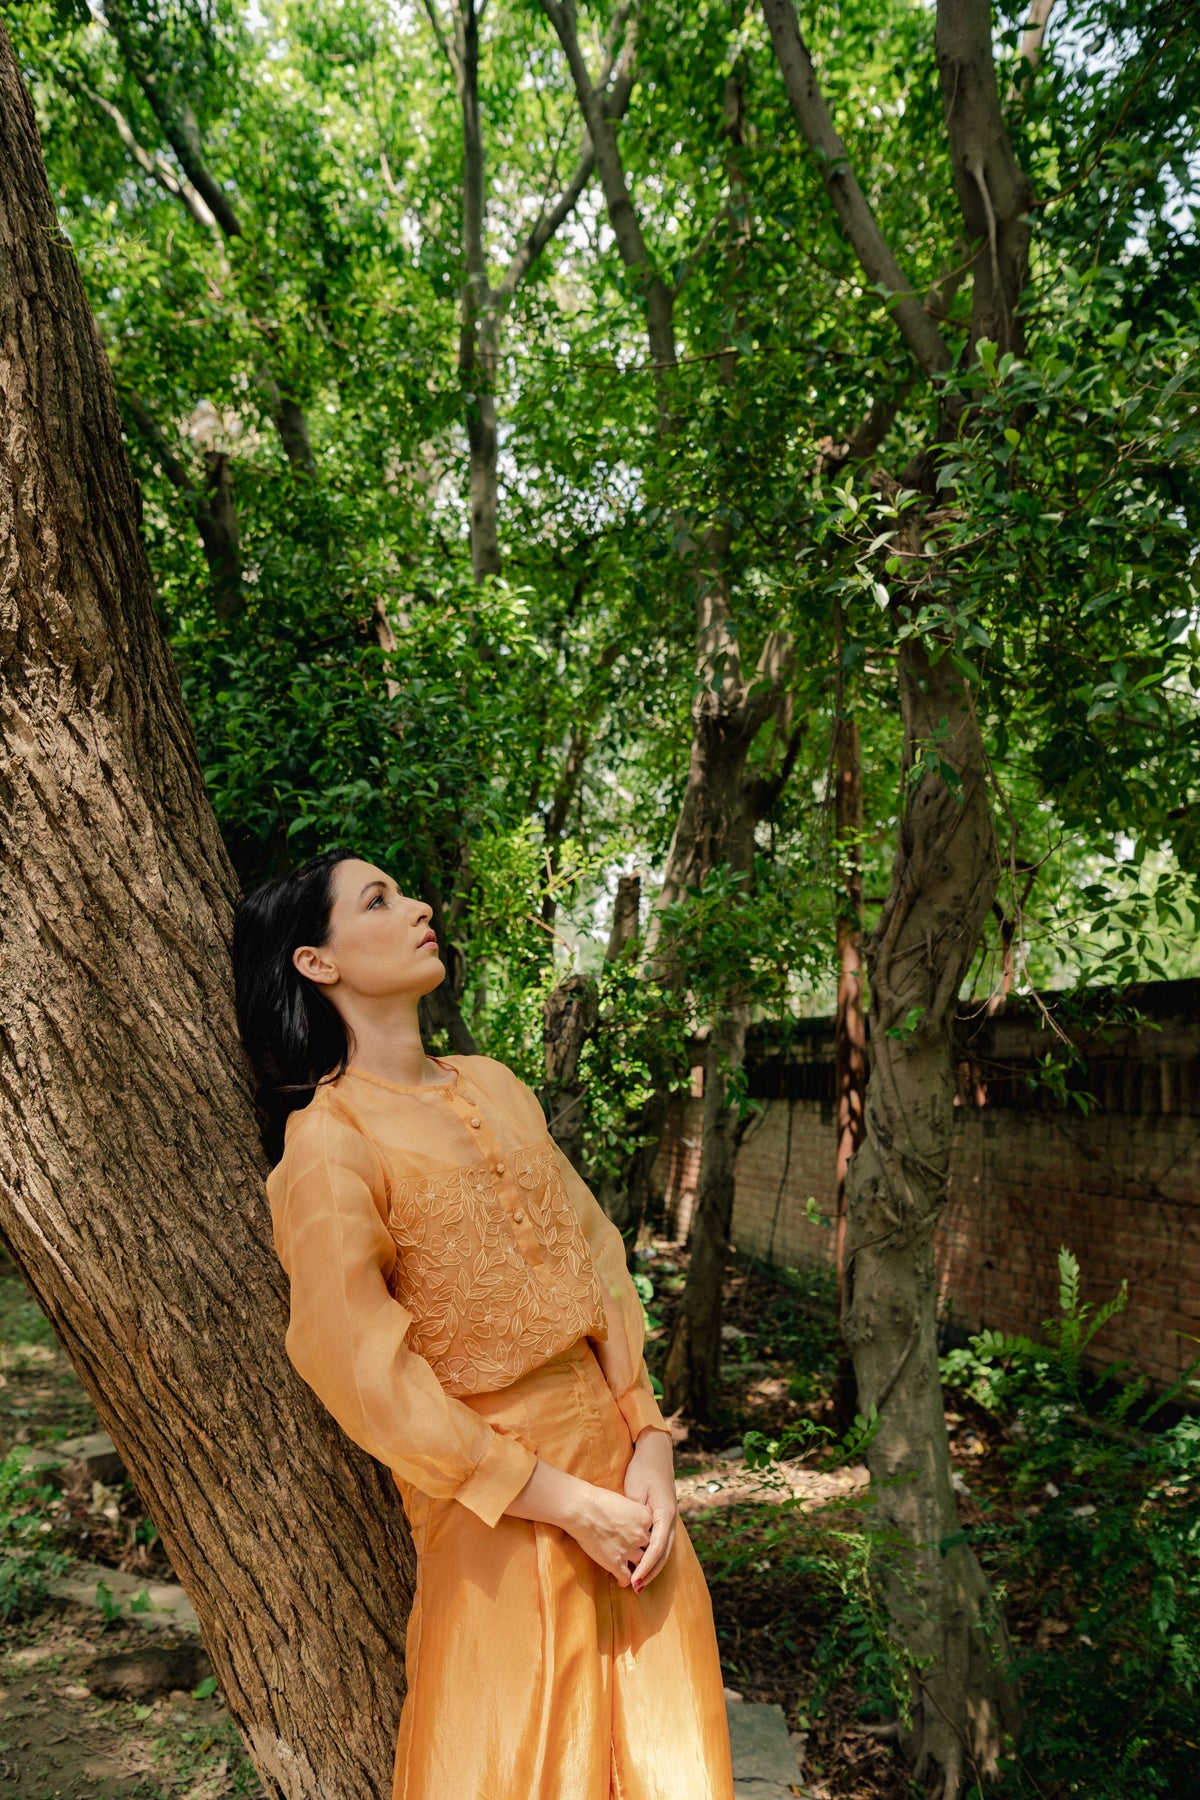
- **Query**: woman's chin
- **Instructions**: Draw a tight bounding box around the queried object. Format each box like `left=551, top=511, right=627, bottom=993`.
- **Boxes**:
left=418, top=958, right=448, bottom=994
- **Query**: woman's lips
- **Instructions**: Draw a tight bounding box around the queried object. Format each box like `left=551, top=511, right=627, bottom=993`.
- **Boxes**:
left=419, top=931, right=438, bottom=949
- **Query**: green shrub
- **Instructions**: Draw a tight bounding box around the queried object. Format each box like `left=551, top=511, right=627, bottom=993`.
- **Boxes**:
left=0, top=1446, right=73, bottom=1622
left=944, top=1249, right=1200, bottom=1798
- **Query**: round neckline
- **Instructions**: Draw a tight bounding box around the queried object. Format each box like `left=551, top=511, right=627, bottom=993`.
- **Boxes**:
left=342, top=1055, right=462, bottom=1095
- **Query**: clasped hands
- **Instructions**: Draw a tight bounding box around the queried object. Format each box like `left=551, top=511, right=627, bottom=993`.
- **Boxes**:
left=505, top=1423, right=678, bottom=1591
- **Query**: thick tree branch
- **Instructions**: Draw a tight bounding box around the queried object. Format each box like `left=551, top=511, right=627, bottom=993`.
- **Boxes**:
left=744, top=716, right=808, bottom=817
left=497, top=10, right=635, bottom=298
left=760, top=0, right=952, bottom=379
left=936, top=0, right=1034, bottom=358
left=1021, top=0, right=1057, bottom=82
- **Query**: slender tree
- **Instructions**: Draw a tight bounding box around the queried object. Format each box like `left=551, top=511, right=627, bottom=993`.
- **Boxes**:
left=541, top=0, right=805, bottom=1413
left=758, top=0, right=1047, bottom=1781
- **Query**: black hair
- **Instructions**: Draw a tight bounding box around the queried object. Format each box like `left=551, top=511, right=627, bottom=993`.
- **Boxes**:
left=232, top=846, right=362, bottom=1164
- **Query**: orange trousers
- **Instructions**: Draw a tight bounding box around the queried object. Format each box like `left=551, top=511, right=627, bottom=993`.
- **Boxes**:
left=391, top=1337, right=736, bottom=1800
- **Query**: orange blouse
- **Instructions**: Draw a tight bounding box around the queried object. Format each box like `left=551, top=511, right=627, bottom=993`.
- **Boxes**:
left=266, top=1053, right=671, bottom=1530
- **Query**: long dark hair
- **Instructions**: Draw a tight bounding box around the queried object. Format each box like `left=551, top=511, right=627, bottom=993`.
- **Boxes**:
left=232, top=847, right=361, bottom=1163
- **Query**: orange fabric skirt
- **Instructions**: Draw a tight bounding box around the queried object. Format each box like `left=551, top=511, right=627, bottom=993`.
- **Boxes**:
left=390, top=1336, right=736, bottom=1800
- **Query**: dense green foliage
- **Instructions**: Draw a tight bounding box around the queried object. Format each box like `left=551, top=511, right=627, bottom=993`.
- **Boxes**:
left=942, top=1252, right=1200, bottom=1797
left=9, top=0, right=1198, bottom=1103
left=705, top=1251, right=1200, bottom=1796
left=0, top=1449, right=73, bottom=1622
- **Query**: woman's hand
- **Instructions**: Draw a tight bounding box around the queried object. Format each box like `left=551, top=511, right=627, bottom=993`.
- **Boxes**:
left=622, top=1426, right=677, bottom=1592
left=505, top=1461, right=651, bottom=1586
left=564, top=1486, right=654, bottom=1587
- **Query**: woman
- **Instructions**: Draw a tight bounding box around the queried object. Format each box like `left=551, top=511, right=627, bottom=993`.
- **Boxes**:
left=232, top=847, right=736, bottom=1800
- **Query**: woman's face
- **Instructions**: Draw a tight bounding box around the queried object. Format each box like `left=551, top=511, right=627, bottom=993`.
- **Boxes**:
left=292, top=858, right=446, bottom=1002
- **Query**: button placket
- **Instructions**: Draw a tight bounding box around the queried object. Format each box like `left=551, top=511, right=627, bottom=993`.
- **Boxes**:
left=449, top=1094, right=527, bottom=1237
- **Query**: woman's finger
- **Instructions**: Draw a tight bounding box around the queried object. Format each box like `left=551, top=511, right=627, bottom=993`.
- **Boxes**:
left=629, top=1507, right=674, bottom=1590
left=639, top=1511, right=678, bottom=1589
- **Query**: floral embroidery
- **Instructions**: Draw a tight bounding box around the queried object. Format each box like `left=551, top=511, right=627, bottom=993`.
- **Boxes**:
left=384, top=1139, right=609, bottom=1396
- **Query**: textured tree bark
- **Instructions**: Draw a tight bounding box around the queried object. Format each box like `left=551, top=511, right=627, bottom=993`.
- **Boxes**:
left=0, top=30, right=417, bottom=1796
left=605, top=873, right=642, bottom=961
left=842, top=631, right=1018, bottom=1793
left=936, top=0, right=1033, bottom=358
left=833, top=710, right=866, bottom=1276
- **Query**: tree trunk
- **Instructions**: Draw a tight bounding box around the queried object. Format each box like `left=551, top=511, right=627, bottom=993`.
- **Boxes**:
left=842, top=630, right=1018, bottom=1793
left=660, top=997, right=750, bottom=1421
left=606, top=872, right=642, bottom=961
left=0, top=32, right=416, bottom=1795
left=760, top=4, right=1034, bottom=1781
left=545, top=6, right=802, bottom=1410
left=655, top=561, right=796, bottom=1422
left=455, top=0, right=502, bottom=583
left=832, top=703, right=866, bottom=1428
left=542, top=972, right=599, bottom=1170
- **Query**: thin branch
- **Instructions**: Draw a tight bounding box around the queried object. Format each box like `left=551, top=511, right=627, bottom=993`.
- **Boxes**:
left=417, top=0, right=460, bottom=80
left=670, top=202, right=727, bottom=300
left=73, top=81, right=222, bottom=242
left=102, top=1, right=242, bottom=241
left=1014, top=0, right=1055, bottom=91
left=759, top=0, right=952, bottom=380
left=119, top=388, right=243, bottom=620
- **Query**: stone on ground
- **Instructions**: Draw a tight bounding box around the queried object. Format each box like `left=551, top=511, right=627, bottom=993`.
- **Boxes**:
left=85, top=1640, right=212, bottom=1700
left=46, top=1558, right=200, bottom=1633
left=725, top=1690, right=807, bottom=1798
left=19, top=1429, right=125, bottom=1487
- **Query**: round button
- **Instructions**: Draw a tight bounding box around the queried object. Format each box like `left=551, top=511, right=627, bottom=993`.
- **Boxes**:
left=495, top=1161, right=506, bottom=1175
left=469, top=1116, right=482, bottom=1129
left=513, top=1209, right=524, bottom=1224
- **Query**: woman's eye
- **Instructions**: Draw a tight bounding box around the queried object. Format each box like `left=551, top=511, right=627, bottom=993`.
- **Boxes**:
left=369, top=893, right=386, bottom=909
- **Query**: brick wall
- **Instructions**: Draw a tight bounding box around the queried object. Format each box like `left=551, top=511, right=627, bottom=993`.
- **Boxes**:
left=651, top=981, right=1200, bottom=1389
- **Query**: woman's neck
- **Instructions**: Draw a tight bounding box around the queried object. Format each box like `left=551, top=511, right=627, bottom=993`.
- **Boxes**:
left=340, top=1000, right=443, bottom=1088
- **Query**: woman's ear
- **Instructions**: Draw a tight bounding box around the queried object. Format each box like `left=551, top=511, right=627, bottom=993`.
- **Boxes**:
left=293, top=944, right=338, bottom=986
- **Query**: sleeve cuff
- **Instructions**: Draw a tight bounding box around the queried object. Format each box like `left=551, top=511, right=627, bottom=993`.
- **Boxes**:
left=452, top=1427, right=539, bottom=1528
left=615, top=1367, right=671, bottom=1441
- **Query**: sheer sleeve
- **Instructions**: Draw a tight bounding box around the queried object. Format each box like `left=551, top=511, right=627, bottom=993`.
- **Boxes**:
left=266, top=1097, right=539, bottom=1528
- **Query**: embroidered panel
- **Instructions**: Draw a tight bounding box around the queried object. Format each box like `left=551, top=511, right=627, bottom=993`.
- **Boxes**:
left=384, top=1139, right=609, bottom=1396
